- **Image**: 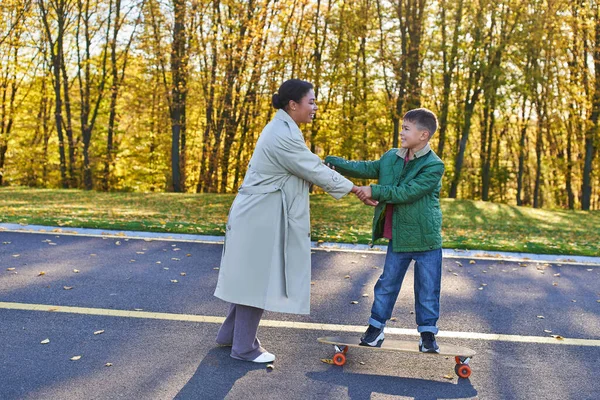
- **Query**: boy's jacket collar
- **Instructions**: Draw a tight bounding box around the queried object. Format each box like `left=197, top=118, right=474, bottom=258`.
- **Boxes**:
left=396, top=143, right=431, bottom=159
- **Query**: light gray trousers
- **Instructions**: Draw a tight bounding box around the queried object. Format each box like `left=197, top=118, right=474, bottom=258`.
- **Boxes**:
left=216, top=303, right=265, bottom=361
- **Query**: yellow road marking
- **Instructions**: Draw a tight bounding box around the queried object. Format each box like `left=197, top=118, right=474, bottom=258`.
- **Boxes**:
left=1, top=301, right=599, bottom=347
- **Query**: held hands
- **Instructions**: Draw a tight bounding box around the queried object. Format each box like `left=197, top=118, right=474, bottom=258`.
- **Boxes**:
left=351, top=185, right=378, bottom=207
left=325, top=162, right=377, bottom=207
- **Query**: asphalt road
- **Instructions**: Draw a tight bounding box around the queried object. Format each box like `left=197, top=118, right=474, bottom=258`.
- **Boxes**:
left=1, top=231, right=599, bottom=400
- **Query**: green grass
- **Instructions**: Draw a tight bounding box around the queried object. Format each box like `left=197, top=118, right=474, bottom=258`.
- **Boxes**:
left=1, top=187, right=598, bottom=257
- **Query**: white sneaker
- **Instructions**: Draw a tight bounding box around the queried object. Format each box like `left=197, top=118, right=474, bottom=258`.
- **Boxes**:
left=251, top=352, right=276, bottom=363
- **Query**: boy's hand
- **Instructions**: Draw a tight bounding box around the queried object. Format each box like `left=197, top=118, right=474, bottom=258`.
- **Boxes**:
left=362, top=198, right=378, bottom=207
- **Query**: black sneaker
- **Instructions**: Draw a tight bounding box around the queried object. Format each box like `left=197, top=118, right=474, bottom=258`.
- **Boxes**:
left=359, top=324, right=384, bottom=347
left=419, top=332, right=440, bottom=353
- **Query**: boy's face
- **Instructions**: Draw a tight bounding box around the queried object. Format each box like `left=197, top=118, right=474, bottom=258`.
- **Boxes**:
left=400, top=120, right=430, bottom=149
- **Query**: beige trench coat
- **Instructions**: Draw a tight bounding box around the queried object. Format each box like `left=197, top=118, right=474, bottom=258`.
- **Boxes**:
left=214, top=109, right=353, bottom=314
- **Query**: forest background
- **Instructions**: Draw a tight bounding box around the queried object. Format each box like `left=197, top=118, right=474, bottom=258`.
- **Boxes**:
left=1, top=0, right=599, bottom=211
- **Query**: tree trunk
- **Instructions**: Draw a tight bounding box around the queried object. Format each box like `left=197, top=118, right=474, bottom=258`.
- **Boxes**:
left=170, top=0, right=187, bottom=193
left=582, top=5, right=600, bottom=210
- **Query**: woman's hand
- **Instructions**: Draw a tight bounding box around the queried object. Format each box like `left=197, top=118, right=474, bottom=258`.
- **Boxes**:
left=355, top=186, right=372, bottom=201
left=352, top=185, right=377, bottom=206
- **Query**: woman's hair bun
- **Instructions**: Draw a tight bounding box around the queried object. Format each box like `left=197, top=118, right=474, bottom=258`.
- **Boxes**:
left=272, top=93, right=283, bottom=109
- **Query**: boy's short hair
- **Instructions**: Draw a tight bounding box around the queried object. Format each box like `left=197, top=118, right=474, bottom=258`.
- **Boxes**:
left=403, top=108, right=438, bottom=137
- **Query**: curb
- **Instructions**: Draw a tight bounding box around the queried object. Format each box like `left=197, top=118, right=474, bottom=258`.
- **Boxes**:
left=1, top=223, right=599, bottom=266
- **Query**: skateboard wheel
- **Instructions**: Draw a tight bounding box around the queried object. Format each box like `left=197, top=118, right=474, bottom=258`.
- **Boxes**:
left=455, top=363, right=471, bottom=379
left=332, top=352, right=347, bottom=366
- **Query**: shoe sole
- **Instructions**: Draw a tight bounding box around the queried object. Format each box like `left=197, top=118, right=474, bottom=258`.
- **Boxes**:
left=359, top=332, right=385, bottom=347
left=418, top=339, right=440, bottom=353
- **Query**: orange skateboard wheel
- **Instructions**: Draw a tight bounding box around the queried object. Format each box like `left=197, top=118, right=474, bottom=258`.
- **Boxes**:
left=455, top=363, right=471, bottom=378
left=332, top=352, right=347, bottom=366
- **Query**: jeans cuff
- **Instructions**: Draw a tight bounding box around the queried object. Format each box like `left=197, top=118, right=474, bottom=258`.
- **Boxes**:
left=368, top=317, right=385, bottom=329
left=417, top=325, right=438, bottom=335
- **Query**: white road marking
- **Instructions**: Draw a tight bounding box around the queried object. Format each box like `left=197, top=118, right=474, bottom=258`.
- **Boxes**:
left=1, top=301, right=599, bottom=347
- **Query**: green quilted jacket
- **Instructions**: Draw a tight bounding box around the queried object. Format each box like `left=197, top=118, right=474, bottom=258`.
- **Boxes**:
left=324, top=144, right=445, bottom=252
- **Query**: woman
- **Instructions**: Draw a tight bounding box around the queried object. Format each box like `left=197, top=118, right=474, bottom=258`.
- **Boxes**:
left=214, top=79, right=359, bottom=363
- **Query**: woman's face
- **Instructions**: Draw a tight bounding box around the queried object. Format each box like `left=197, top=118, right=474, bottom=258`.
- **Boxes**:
left=288, top=89, right=317, bottom=124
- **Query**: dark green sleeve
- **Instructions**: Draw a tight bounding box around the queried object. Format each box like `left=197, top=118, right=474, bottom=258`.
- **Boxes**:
left=324, top=155, right=380, bottom=179
left=370, top=163, right=444, bottom=204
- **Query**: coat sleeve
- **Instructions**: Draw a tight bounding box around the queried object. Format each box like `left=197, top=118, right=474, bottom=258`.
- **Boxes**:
left=370, top=162, right=444, bottom=204
left=323, top=155, right=380, bottom=179
left=274, top=129, right=354, bottom=200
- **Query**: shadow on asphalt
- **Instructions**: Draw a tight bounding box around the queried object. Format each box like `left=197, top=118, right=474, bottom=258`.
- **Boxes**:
left=306, top=368, right=477, bottom=400
left=174, top=346, right=264, bottom=399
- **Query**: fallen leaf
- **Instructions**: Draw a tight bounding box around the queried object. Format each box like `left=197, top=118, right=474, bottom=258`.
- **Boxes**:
left=362, top=293, right=369, bottom=297
left=38, top=271, right=46, bottom=276
left=213, top=267, right=219, bottom=270
left=171, top=258, right=180, bottom=261
left=171, top=280, right=178, bottom=283
left=115, top=241, right=121, bottom=246
left=94, top=330, right=105, bottom=335
left=544, top=329, right=552, bottom=333
left=90, top=254, right=97, bottom=257
left=156, top=261, right=162, bottom=264
left=359, top=361, right=366, bottom=365
left=520, top=263, right=528, bottom=268
left=551, top=335, right=564, bottom=340
left=320, top=358, right=334, bottom=364
left=469, top=260, right=476, bottom=264
left=587, top=269, right=593, bottom=272
left=552, top=282, right=558, bottom=286
left=443, top=374, right=454, bottom=380
left=553, top=273, right=561, bottom=277
left=63, top=286, right=73, bottom=290
left=133, top=308, right=143, bottom=311
left=180, top=272, right=186, bottom=276
left=7, top=268, right=15, bottom=271
left=481, top=283, right=488, bottom=286
left=572, top=300, right=577, bottom=303
left=537, top=315, right=545, bottom=319
left=361, top=255, right=366, bottom=258
left=390, top=317, right=398, bottom=322
left=452, top=273, right=458, bottom=276
left=136, top=252, right=145, bottom=255
left=70, top=355, right=82, bottom=361
left=310, top=281, right=315, bottom=285
left=350, top=301, right=359, bottom=304
left=105, top=363, right=113, bottom=367
left=186, top=254, right=191, bottom=257
left=12, top=254, right=20, bottom=258
left=478, top=287, right=484, bottom=290
left=163, top=267, right=170, bottom=270
left=344, top=275, right=351, bottom=279
left=40, top=339, right=50, bottom=344
left=455, top=261, right=462, bottom=267
left=73, top=269, right=80, bottom=273
left=266, top=364, right=274, bottom=370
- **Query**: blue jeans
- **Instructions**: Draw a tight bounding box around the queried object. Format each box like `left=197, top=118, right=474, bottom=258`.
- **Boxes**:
left=368, top=241, right=442, bottom=334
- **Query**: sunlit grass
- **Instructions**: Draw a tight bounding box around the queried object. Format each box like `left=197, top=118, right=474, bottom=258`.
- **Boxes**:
left=1, top=187, right=598, bottom=256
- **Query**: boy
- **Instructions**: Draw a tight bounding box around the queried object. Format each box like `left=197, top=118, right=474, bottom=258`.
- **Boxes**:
left=325, top=108, right=444, bottom=353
